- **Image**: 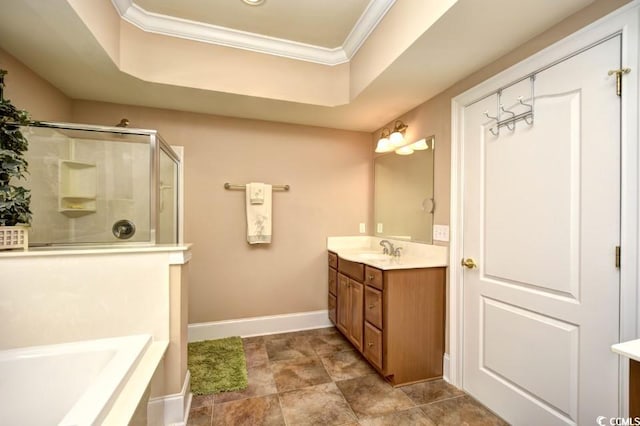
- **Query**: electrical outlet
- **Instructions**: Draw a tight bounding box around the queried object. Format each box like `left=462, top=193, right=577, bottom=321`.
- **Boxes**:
left=433, top=224, right=449, bottom=242
left=376, top=223, right=383, bottom=233
left=359, top=223, right=366, bottom=233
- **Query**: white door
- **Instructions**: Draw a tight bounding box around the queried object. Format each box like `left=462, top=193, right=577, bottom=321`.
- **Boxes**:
left=462, top=35, right=621, bottom=425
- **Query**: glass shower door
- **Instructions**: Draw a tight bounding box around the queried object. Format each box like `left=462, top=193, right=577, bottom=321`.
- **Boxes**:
left=23, top=125, right=152, bottom=245
left=156, top=144, right=179, bottom=244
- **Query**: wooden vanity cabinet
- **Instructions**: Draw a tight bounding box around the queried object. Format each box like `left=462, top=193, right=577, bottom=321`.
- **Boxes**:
left=328, top=266, right=337, bottom=324
left=328, top=251, right=446, bottom=386
left=333, top=255, right=365, bottom=351
left=335, top=272, right=364, bottom=351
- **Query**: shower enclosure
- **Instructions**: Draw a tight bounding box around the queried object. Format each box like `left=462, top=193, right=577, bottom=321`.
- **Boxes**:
left=21, top=122, right=181, bottom=246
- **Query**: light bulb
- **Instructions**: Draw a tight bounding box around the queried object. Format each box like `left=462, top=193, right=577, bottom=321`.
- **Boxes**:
left=395, top=146, right=414, bottom=155
left=375, top=137, right=393, bottom=153
left=389, top=131, right=404, bottom=146
left=411, top=138, right=428, bottom=150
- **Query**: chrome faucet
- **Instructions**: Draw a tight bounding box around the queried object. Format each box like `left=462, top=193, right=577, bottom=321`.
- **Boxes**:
left=379, top=239, right=394, bottom=255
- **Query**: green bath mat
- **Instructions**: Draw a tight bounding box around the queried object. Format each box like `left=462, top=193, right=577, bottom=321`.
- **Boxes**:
left=188, top=336, right=248, bottom=395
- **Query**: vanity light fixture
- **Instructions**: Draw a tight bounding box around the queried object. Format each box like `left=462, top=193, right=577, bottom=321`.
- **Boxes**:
left=242, top=0, right=265, bottom=5
left=395, top=145, right=414, bottom=155
left=375, top=128, right=394, bottom=153
left=389, top=120, right=408, bottom=146
left=410, top=138, right=429, bottom=150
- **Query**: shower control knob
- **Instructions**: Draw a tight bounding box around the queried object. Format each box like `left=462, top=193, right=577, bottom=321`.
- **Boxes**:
left=112, top=220, right=136, bottom=240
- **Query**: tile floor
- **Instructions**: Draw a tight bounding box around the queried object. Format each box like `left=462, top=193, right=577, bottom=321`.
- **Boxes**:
left=188, top=327, right=508, bottom=426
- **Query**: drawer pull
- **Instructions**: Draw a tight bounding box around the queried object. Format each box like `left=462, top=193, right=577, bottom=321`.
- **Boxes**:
left=368, top=304, right=375, bottom=309
left=367, top=342, right=374, bottom=347
left=368, top=275, right=374, bottom=281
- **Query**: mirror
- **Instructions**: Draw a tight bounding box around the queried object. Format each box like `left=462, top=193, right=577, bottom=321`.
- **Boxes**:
left=374, top=136, right=435, bottom=243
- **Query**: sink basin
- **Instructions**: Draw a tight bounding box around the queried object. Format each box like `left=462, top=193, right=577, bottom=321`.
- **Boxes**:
left=354, top=253, right=390, bottom=261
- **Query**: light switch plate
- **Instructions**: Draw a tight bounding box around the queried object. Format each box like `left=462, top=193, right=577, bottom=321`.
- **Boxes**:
left=376, top=223, right=383, bottom=233
left=359, top=223, right=366, bottom=233
left=433, top=224, right=449, bottom=242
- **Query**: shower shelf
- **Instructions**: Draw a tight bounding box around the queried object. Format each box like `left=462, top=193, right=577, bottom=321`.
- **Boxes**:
left=58, top=160, right=97, bottom=215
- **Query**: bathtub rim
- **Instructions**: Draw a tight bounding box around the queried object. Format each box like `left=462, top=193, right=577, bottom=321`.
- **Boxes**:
left=0, top=334, right=153, bottom=426
left=59, top=334, right=152, bottom=426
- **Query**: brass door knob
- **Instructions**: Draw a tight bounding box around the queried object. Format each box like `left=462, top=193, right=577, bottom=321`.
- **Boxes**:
left=461, top=258, right=477, bottom=269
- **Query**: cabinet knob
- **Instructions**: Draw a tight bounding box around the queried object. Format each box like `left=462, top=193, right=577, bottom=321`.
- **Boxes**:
left=368, top=304, right=375, bottom=309
left=367, top=342, right=374, bottom=347
left=368, top=275, right=374, bottom=281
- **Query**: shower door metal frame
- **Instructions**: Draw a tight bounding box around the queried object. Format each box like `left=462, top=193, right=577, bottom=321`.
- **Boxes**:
left=30, top=121, right=182, bottom=246
left=153, top=133, right=182, bottom=244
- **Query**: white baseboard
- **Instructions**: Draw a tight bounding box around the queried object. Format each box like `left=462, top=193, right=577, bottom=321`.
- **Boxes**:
left=443, top=353, right=450, bottom=383
left=148, top=370, right=191, bottom=426
left=188, top=310, right=333, bottom=342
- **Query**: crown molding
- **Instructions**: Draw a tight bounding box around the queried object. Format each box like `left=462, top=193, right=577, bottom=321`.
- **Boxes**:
left=343, top=0, right=396, bottom=58
left=110, top=0, right=395, bottom=66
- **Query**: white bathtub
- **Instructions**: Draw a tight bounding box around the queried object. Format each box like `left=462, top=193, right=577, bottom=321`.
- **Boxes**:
left=0, top=334, right=151, bottom=426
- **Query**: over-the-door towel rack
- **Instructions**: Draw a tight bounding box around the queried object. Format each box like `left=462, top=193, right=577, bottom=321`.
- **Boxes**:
left=224, top=182, right=290, bottom=191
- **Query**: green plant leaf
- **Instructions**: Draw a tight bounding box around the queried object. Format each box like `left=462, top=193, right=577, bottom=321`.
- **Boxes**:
left=0, top=69, right=31, bottom=226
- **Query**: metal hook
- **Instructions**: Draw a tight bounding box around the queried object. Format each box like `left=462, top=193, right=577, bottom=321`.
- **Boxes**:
left=500, top=105, right=516, bottom=131
left=500, top=105, right=515, bottom=119
left=489, top=126, right=499, bottom=136
left=484, top=110, right=498, bottom=121
left=518, top=96, right=533, bottom=110
left=517, top=96, right=534, bottom=126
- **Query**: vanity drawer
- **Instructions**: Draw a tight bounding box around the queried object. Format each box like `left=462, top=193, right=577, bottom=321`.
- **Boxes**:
left=328, top=251, right=338, bottom=269
left=328, top=293, right=336, bottom=324
left=365, top=266, right=383, bottom=290
left=365, top=286, right=383, bottom=329
left=338, top=257, right=364, bottom=282
left=364, top=322, right=383, bottom=370
left=328, top=267, right=337, bottom=296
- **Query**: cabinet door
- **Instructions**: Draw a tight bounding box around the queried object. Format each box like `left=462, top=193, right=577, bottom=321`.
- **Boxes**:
left=336, top=273, right=350, bottom=336
left=328, top=293, right=337, bottom=325
left=349, top=279, right=364, bottom=352
left=328, top=267, right=337, bottom=296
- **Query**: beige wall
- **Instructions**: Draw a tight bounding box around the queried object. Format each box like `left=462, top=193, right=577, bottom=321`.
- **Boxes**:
left=71, top=101, right=372, bottom=323
left=373, top=0, right=631, bottom=233
left=0, top=48, right=72, bottom=121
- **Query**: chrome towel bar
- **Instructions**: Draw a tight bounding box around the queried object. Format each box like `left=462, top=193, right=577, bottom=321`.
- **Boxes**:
left=224, top=182, right=290, bottom=191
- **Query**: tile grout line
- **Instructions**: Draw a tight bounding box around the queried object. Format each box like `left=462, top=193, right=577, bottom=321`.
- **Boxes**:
left=417, top=393, right=467, bottom=407
left=333, top=376, right=364, bottom=423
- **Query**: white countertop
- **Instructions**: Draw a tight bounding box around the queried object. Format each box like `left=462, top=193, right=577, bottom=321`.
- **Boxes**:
left=612, top=339, right=640, bottom=362
left=327, top=236, right=448, bottom=270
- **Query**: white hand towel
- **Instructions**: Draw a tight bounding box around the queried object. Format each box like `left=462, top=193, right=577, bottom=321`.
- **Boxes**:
left=248, top=182, right=265, bottom=205
left=246, top=183, right=272, bottom=244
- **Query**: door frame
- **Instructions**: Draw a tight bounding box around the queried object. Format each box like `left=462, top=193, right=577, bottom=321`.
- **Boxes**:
left=449, top=1, right=640, bottom=416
